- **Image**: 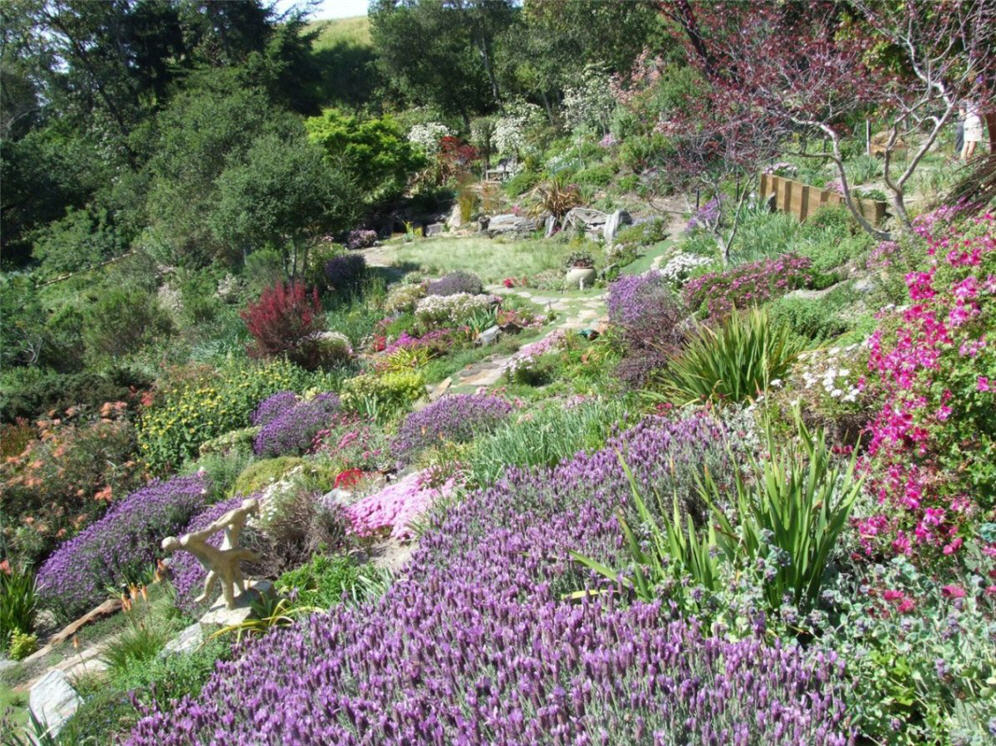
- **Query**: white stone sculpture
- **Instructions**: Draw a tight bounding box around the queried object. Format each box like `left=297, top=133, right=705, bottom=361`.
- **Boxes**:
left=161, top=498, right=260, bottom=610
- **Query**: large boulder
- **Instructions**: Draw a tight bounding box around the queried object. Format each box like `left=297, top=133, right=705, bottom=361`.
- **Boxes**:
left=29, top=669, right=82, bottom=738
left=603, top=209, right=633, bottom=244
left=563, top=207, right=607, bottom=241
left=484, top=214, right=537, bottom=238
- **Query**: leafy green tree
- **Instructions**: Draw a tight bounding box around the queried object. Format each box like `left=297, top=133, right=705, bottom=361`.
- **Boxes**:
left=210, top=133, right=359, bottom=279
left=370, top=0, right=517, bottom=126
left=143, top=78, right=300, bottom=266
left=305, top=108, right=424, bottom=207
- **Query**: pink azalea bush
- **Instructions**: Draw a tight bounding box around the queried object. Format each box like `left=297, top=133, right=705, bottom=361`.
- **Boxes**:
left=684, top=254, right=812, bottom=318
left=857, top=210, right=996, bottom=561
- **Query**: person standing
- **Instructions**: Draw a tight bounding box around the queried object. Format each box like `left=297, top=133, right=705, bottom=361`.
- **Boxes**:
left=961, top=101, right=985, bottom=162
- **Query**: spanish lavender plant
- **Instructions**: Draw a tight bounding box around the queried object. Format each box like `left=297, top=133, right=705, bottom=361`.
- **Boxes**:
left=254, top=393, right=341, bottom=458
left=36, top=474, right=209, bottom=621
left=324, top=253, right=367, bottom=294
left=128, top=414, right=853, bottom=745
left=346, top=229, right=378, bottom=250
left=392, top=394, right=512, bottom=462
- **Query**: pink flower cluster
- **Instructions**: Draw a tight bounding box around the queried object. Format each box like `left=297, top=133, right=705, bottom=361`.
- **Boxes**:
left=683, top=254, right=812, bottom=317
left=857, top=210, right=996, bottom=561
left=343, top=470, right=454, bottom=540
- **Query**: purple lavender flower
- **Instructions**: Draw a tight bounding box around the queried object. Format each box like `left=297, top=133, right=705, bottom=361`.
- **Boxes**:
left=126, top=414, right=852, bottom=745
left=251, top=391, right=299, bottom=427
left=254, top=393, right=341, bottom=458
left=392, top=394, right=512, bottom=462
left=36, top=474, right=209, bottom=621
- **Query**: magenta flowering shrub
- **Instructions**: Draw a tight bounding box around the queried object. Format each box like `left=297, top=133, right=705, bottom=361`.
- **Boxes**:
left=128, top=414, right=852, bottom=745
left=381, top=327, right=469, bottom=358
left=683, top=254, right=812, bottom=318
left=310, top=414, right=391, bottom=473
left=36, top=474, right=208, bottom=621
left=254, top=393, right=341, bottom=458
left=392, top=394, right=512, bottom=462
left=168, top=495, right=247, bottom=616
left=857, top=210, right=996, bottom=561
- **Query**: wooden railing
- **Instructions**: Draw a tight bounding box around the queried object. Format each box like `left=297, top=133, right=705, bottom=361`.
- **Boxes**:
left=759, top=173, right=888, bottom=226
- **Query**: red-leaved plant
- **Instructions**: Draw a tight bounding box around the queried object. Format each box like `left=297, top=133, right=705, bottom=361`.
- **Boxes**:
left=241, top=283, right=325, bottom=367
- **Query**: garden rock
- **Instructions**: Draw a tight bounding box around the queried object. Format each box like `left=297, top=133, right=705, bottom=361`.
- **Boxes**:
left=565, top=267, right=597, bottom=290
left=563, top=207, right=607, bottom=240
left=320, top=487, right=353, bottom=507
left=544, top=214, right=557, bottom=237
left=29, top=669, right=82, bottom=738
left=199, top=580, right=273, bottom=630
left=484, top=214, right=536, bottom=238
left=162, top=623, right=204, bottom=657
left=447, top=203, right=463, bottom=230
left=425, top=222, right=445, bottom=237
left=476, top=325, right=501, bottom=346
left=603, top=209, right=632, bottom=244
left=852, top=277, right=876, bottom=294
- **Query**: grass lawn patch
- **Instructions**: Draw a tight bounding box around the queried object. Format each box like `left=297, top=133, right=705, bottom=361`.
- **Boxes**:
left=389, top=236, right=579, bottom=284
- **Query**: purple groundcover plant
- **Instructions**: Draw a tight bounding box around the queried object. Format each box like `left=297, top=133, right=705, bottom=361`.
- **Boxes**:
left=392, top=394, right=513, bottom=462
left=254, top=393, right=341, bottom=458
left=684, top=254, right=812, bottom=318
left=425, top=271, right=483, bottom=297
left=251, top=391, right=299, bottom=427
left=128, top=413, right=853, bottom=745
left=36, top=474, right=209, bottom=621
left=168, top=495, right=248, bottom=616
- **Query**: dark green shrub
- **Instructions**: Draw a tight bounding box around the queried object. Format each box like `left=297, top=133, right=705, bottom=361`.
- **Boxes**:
left=83, top=286, right=174, bottom=362
left=0, top=368, right=145, bottom=424
left=504, top=169, right=540, bottom=196
left=574, top=164, right=615, bottom=187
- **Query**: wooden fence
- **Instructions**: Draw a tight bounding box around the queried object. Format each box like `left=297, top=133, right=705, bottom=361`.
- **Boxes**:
left=758, top=173, right=888, bottom=226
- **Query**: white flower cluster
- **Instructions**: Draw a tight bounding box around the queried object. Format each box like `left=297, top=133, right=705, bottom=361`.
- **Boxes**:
left=796, top=345, right=863, bottom=404
left=660, top=252, right=714, bottom=287
left=384, top=282, right=427, bottom=314
left=562, top=65, right=617, bottom=134
left=415, top=292, right=497, bottom=327
left=493, top=101, right=541, bottom=156
left=407, top=122, right=452, bottom=155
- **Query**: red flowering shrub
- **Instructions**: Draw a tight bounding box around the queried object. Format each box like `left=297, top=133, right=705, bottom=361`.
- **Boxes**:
left=241, top=283, right=326, bottom=368
left=857, top=209, right=996, bottom=562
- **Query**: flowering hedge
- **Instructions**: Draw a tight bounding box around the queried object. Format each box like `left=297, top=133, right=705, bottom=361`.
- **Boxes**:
left=128, top=414, right=852, bottom=744
left=36, top=474, right=208, bottom=621
left=392, top=394, right=512, bottom=462
left=254, top=393, right=341, bottom=458
left=683, top=254, right=812, bottom=318
left=857, top=210, right=996, bottom=561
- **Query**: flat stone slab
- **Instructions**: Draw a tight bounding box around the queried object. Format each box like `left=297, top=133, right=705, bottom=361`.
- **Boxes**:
left=162, top=623, right=204, bottom=657
left=198, top=580, right=273, bottom=630
left=458, top=367, right=504, bottom=387
left=29, top=669, right=82, bottom=738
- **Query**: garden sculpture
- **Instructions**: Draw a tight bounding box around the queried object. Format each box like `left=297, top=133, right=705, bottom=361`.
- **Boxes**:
left=161, top=498, right=260, bottom=610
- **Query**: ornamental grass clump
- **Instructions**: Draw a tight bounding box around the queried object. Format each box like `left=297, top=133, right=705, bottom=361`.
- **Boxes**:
left=36, top=473, right=208, bottom=621
left=127, top=412, right=852, bottom=745
left=656, top=308, right=802, bottom=405
left=253, top=393, right=341, bottom=458
left=392, top=394, right=512, bottom=462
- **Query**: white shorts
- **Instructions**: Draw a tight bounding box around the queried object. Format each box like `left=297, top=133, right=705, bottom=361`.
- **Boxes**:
left=965, top=114, right=984, bottom=143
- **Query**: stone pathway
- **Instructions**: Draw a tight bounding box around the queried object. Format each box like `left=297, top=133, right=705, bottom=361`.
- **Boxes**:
left=432, top=285, right=609, bottom=397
